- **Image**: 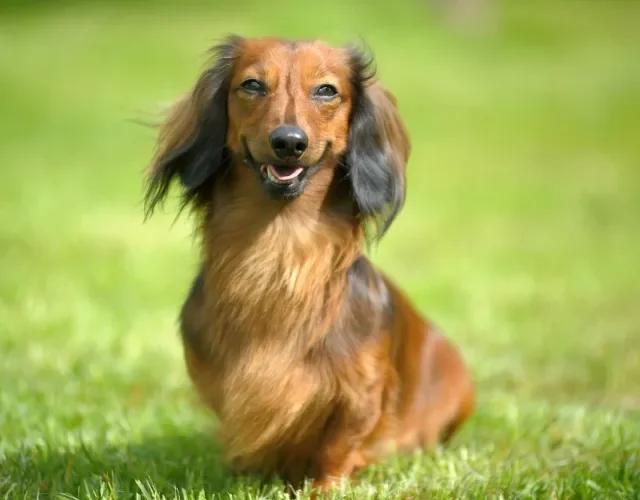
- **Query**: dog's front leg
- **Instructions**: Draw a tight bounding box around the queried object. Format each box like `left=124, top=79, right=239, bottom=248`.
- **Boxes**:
left=310, top=380, right=386, bottom=494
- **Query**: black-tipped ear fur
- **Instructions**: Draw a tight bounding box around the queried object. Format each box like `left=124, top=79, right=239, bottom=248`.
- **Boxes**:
left=345, top=46, right=411, bottom=240
left=144, top=35, right=242, bottom=217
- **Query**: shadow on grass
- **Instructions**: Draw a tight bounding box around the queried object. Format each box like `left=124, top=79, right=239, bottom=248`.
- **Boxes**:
left=1, top=432, right=274, bottom=498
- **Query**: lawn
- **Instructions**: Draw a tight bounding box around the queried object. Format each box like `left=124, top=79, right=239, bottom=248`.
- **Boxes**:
left=1, top=0, right=639, bottom=498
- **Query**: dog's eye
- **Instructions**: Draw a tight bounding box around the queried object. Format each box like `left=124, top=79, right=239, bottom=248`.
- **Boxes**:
left=313, top=84, right=338, bottom=100
left=240, top=79, right=267, bottom=95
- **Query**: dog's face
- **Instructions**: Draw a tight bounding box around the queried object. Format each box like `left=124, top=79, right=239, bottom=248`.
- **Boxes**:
left=145, top=36, right=411, bottom=239
left=226, top=39, right=353, bottom=200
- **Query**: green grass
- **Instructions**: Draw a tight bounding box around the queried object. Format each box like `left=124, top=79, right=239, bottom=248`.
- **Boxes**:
left=1, top=0, right=639, bottom=498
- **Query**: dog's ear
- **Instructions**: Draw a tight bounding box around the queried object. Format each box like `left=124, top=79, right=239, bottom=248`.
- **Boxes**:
left=345, top=47, right=411, bottom=240
left=144, top=35, right=242, bottom=217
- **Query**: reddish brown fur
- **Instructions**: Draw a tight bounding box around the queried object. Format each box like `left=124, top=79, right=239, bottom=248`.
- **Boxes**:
left=145, top=36, right=475, bottom=494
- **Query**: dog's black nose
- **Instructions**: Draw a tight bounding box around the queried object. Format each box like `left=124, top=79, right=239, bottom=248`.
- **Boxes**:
left=269, top=125, right=308, bottom=159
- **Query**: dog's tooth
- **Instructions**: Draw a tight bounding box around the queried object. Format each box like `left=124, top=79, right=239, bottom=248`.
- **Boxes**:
left=267, top=167, right=279, bottom=183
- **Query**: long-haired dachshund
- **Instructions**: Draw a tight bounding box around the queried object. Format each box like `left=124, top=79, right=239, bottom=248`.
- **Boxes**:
left=144, top=35, right=475, bottom=493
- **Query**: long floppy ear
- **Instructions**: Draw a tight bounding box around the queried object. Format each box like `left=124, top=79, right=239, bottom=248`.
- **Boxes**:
left=345, top=47, right=411, bottom=240
left=144, top=35, right=242, bottom=217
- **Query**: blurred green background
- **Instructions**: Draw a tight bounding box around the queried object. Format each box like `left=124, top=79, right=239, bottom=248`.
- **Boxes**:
left=1, top=0, right=639, bottom=498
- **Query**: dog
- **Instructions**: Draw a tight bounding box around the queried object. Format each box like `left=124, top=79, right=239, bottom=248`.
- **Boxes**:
left=144, top=35, right=476, bottom=493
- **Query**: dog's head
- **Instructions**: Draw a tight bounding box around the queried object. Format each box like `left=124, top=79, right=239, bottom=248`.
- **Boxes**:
left=145, top=35, right=410, bottom=239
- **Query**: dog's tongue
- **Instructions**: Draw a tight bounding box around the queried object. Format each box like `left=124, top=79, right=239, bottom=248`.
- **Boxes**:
left=269, top=165, right=303, bottom=180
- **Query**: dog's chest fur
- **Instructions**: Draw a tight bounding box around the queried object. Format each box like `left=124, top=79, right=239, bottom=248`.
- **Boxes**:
left=187, top=198, right=362, bottom=470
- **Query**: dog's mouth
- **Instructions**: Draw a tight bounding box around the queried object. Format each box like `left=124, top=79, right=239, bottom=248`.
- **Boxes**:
left=241, top=138, right=330, bottom=198
left=260, top=164, right=304, bottom=184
